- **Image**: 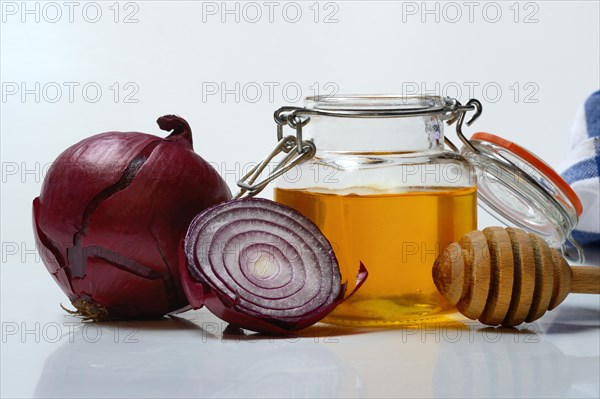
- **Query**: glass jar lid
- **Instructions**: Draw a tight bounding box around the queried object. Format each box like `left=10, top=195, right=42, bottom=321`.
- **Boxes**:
left=460, top=132, right=583, bottom=260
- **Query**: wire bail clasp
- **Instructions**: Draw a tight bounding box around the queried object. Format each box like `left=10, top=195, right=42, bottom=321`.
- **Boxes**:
left=236, top=107, right=316, bottom=198
left=444, top=99, right=483, bottom=153
left=275, top=107, right=312, bottom=154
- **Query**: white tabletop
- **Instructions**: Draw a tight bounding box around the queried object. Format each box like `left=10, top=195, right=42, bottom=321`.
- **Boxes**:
left=1, top=247, right=598, bottom=398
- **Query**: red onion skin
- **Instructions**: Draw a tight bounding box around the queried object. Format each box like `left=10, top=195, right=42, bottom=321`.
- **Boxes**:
left=178, top=239, right=207, bottom=310
left=204, top=294, right=296, bottom=335
left=33, top=115, right=231, bottom=320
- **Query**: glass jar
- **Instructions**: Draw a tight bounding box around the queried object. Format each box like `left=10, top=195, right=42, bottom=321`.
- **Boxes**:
left=272, top=95, right=478, bottom=326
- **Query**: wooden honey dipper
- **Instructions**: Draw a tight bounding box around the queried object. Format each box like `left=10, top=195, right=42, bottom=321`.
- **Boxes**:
left=432, top=227, right=600, bottom=327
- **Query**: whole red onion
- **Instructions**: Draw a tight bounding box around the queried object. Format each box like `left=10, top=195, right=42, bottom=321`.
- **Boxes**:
left=33, top=115, right=232, bottom=320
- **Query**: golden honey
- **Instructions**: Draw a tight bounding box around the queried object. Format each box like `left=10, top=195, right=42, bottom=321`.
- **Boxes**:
left=274, top=186, right=477, bottom=326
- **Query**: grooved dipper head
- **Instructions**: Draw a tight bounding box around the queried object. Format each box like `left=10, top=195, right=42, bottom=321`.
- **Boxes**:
left=432, top=227, right=573, bottom=327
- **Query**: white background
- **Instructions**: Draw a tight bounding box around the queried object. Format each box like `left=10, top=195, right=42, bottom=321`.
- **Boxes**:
left=1, top=1, right=599, bottom=398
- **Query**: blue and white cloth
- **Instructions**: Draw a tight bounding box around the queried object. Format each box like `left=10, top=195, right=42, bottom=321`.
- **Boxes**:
left=560, top=91, right=600, bottom=245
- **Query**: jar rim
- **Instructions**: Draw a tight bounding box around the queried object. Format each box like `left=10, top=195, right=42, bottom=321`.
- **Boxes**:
left=305, top=95, right=450, bottom=113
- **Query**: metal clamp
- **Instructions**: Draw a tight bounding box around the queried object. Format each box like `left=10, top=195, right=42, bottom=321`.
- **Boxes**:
left=444, top=98, right=483, bottom=153
left=274, top=107, right=311, bottom=154
left=236, top=135, right=316, bottom=198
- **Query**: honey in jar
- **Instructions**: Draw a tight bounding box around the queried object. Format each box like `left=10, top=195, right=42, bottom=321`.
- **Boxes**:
left=275, top=186, right=477, bottom=325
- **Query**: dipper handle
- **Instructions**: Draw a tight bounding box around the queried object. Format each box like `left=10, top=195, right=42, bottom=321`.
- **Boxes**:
left=432, top=227, right=600, bottom=327
left=571, top=267, right=600, bottom=294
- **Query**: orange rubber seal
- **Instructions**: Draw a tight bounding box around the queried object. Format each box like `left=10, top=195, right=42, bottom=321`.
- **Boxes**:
left=470, top=132, right=583, bottom=217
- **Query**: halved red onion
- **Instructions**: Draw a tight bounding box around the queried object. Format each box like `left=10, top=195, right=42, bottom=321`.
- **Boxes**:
left=182, top=198, right=366, bottom=334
